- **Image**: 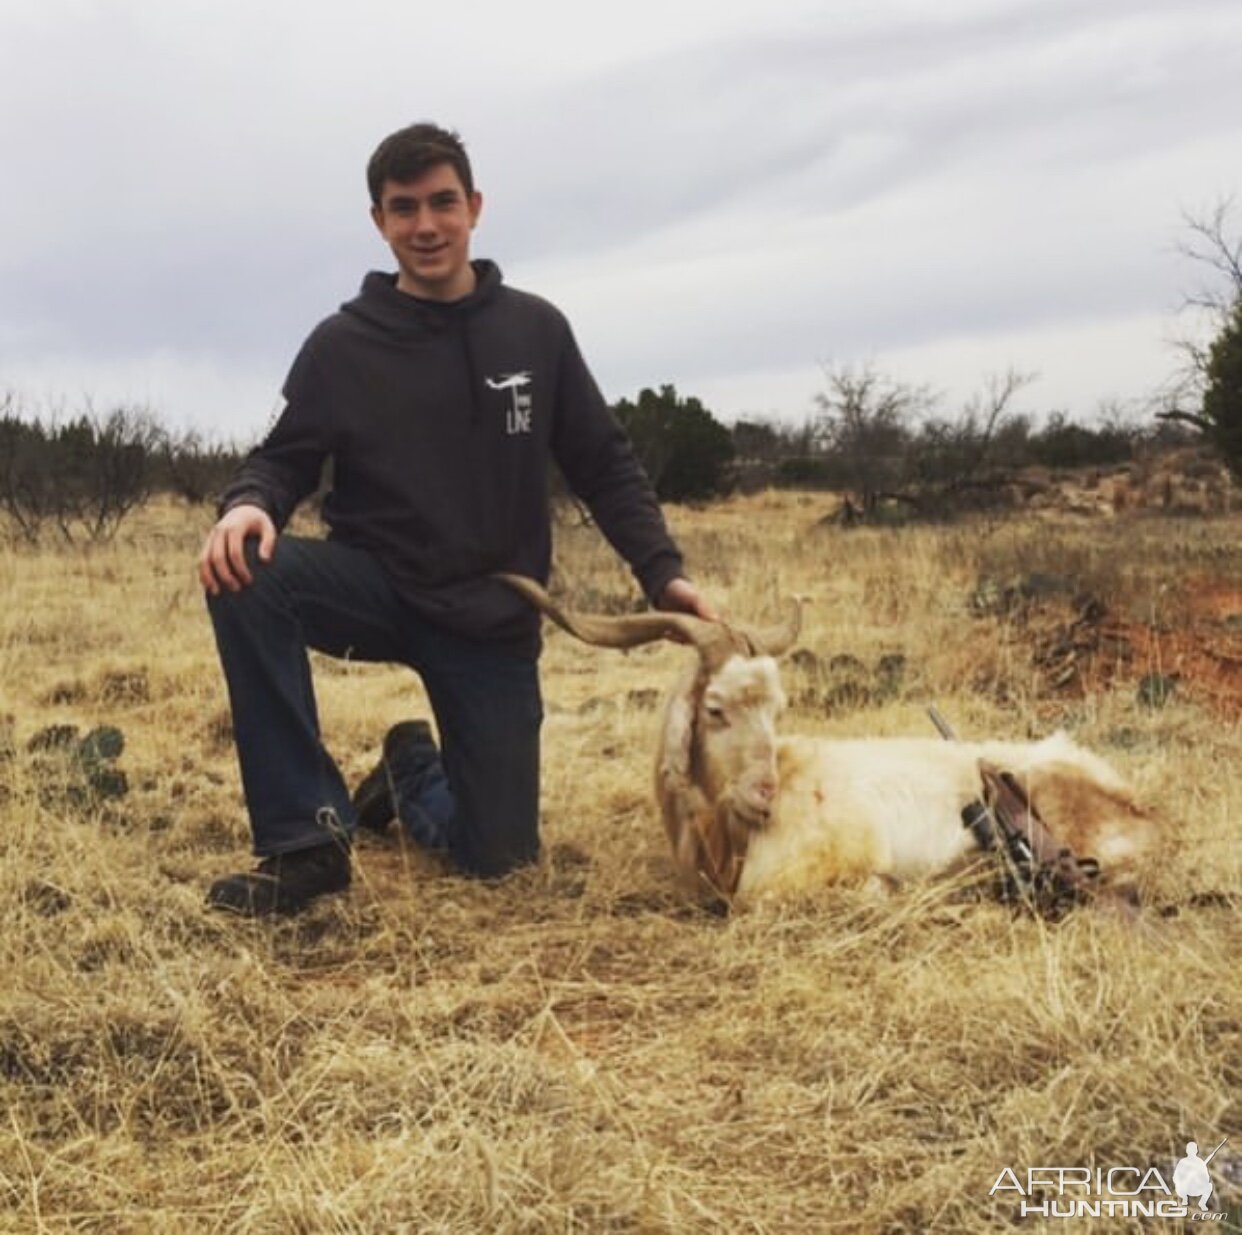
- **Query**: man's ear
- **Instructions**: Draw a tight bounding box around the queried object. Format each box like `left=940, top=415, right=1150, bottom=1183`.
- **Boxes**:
left=370, top=203, right=385, bottom=235
left=468, top=191, right=483, bottom=229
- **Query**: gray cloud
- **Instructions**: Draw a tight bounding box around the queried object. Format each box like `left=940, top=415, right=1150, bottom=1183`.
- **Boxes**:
left=1, top=0, right=1239, bottom=432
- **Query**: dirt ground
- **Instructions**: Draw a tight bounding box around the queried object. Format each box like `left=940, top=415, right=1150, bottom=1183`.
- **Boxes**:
left=1021, top=575, right=1242, bottom=720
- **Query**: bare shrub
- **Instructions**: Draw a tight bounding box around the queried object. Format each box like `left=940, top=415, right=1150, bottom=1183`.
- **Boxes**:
left=157, top=430, right=247, bottom=505
left=0, top=397, right=165, bottom=543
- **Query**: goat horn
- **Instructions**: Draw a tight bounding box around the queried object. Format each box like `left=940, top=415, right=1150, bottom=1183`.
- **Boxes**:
left=497, top=574, right=804, bottom=665
left=495, top=574, right=718, bottom=651
left=737, top=596, right=804, bottom=658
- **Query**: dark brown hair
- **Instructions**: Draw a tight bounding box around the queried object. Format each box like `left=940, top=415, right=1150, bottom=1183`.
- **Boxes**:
left=366, top=122, right=474, bottom=204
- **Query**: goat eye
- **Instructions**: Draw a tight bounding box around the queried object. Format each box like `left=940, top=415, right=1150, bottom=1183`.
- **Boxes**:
left=704, top=704, right=727, bottom=724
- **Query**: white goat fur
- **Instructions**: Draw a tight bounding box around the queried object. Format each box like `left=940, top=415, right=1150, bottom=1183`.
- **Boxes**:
left=657, top=653, right=1157, bottom=902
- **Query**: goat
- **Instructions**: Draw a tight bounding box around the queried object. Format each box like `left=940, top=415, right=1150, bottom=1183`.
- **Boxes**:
left=498, top=576, right=1158, bottom=906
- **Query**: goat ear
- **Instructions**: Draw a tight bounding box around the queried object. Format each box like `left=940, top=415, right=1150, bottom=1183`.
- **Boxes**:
left=657, top=670, right=697, bottom=784
left=656, top=672, right=698, bottom=854
left=656, top=670, right=716, bottom=887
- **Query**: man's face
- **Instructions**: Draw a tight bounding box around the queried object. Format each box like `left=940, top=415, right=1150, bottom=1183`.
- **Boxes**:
left=370, top=163, right=483, bottom=301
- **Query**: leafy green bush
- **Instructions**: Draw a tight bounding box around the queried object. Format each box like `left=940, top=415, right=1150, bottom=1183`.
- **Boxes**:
left=1201, top=298, right=1242, bottom=479
left=613, top=384, right=735, bottom=502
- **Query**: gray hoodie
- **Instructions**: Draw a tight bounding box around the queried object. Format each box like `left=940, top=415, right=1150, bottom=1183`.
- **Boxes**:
left=219, top=261, right=685, bottom=653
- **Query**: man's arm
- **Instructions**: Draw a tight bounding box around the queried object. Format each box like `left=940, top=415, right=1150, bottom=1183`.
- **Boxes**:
left=199, top=338, right=332, bottom=593
left=550, top=324, right=713, bottom=614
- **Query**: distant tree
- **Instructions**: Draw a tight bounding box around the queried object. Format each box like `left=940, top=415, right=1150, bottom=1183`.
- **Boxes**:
left=988, top=412, right=1034, bottom=468
left=0, top=403, right=56, bottom=542
left=158, top=430, right=247, bottom=504
left=812, top=364, right=931, bottom=515
left=65, top=406, right=165, bottom=540
left=730, top=418, right=795, bottom=492
left=0, top=399, right=164, bottom=543
left=1171, top=199, right=1242, bottom=381
left=807, top=366, right=1050, bottom=520
left=774, top=455, right=847, bottom=489
left=1200, top=298, right=1242, bottom=479
left=613, top=384, right=734, bottom=502
left=1028, top=410, right=1135, bottom=470
left=731, top=419, right=782, bottom=461
left=1159, top=198, right=1242, bottom=477
left=909, top=369, right=1034, bottom=490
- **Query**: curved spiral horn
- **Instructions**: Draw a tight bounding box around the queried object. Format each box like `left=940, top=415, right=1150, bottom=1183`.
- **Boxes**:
left=494, top=574, right=711, bottom=649
left=736, top=597, right=804, bottom=658
left=495, top=574, right=801, bottom=667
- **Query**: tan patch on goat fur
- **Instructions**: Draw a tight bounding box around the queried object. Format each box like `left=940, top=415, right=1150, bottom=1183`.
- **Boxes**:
left=1018, top=762, right=1158, bottom=868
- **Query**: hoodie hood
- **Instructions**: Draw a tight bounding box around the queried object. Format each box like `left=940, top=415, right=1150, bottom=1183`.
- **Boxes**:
left=341, top=260, right=504, bottom=339
left=342, top=260, right=503, bottom=424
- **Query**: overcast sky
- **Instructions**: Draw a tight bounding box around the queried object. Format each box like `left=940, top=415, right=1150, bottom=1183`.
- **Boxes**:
left=2, top=0, right=1240, bottom=439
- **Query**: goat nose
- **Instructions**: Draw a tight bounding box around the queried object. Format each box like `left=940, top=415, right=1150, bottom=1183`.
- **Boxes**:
left=755, top=777, right=776, bottom=803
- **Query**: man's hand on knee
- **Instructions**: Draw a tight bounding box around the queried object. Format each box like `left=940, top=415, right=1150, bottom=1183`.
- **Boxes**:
left=199, top=504, right=278, bottom=595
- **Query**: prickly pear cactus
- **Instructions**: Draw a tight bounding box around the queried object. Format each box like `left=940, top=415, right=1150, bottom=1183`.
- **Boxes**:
left=27, top=723, right=129, bottom=806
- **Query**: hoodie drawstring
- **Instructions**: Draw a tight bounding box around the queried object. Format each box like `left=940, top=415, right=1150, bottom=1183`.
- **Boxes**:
left=460, top=318, right=483, bottom=426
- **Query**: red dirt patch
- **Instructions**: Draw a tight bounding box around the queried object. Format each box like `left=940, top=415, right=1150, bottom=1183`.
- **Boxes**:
left=1024, top=580, right=1242, bottom=721
left=1182, top=578, right=1242, bottom=624
left=1117, top=623, right=1242, bottom=719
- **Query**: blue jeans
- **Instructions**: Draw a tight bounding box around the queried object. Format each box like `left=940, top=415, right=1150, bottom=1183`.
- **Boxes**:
left=205, top=536, right=542, bottom=877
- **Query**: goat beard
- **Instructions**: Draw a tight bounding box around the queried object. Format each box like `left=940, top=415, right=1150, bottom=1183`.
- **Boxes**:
left=695, top=797, right=757, bottom=897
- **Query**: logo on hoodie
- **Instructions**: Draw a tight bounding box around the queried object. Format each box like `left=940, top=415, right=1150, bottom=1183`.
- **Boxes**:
left=485, top=372, right=533, bottom=434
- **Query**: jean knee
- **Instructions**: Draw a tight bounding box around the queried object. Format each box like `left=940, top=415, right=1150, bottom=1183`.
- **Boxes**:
left=205, top=537, right=287, bottom=626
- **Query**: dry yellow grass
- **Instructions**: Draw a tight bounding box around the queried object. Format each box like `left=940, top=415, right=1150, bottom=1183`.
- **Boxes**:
left=0, top=495, right=1238, bottom=1232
